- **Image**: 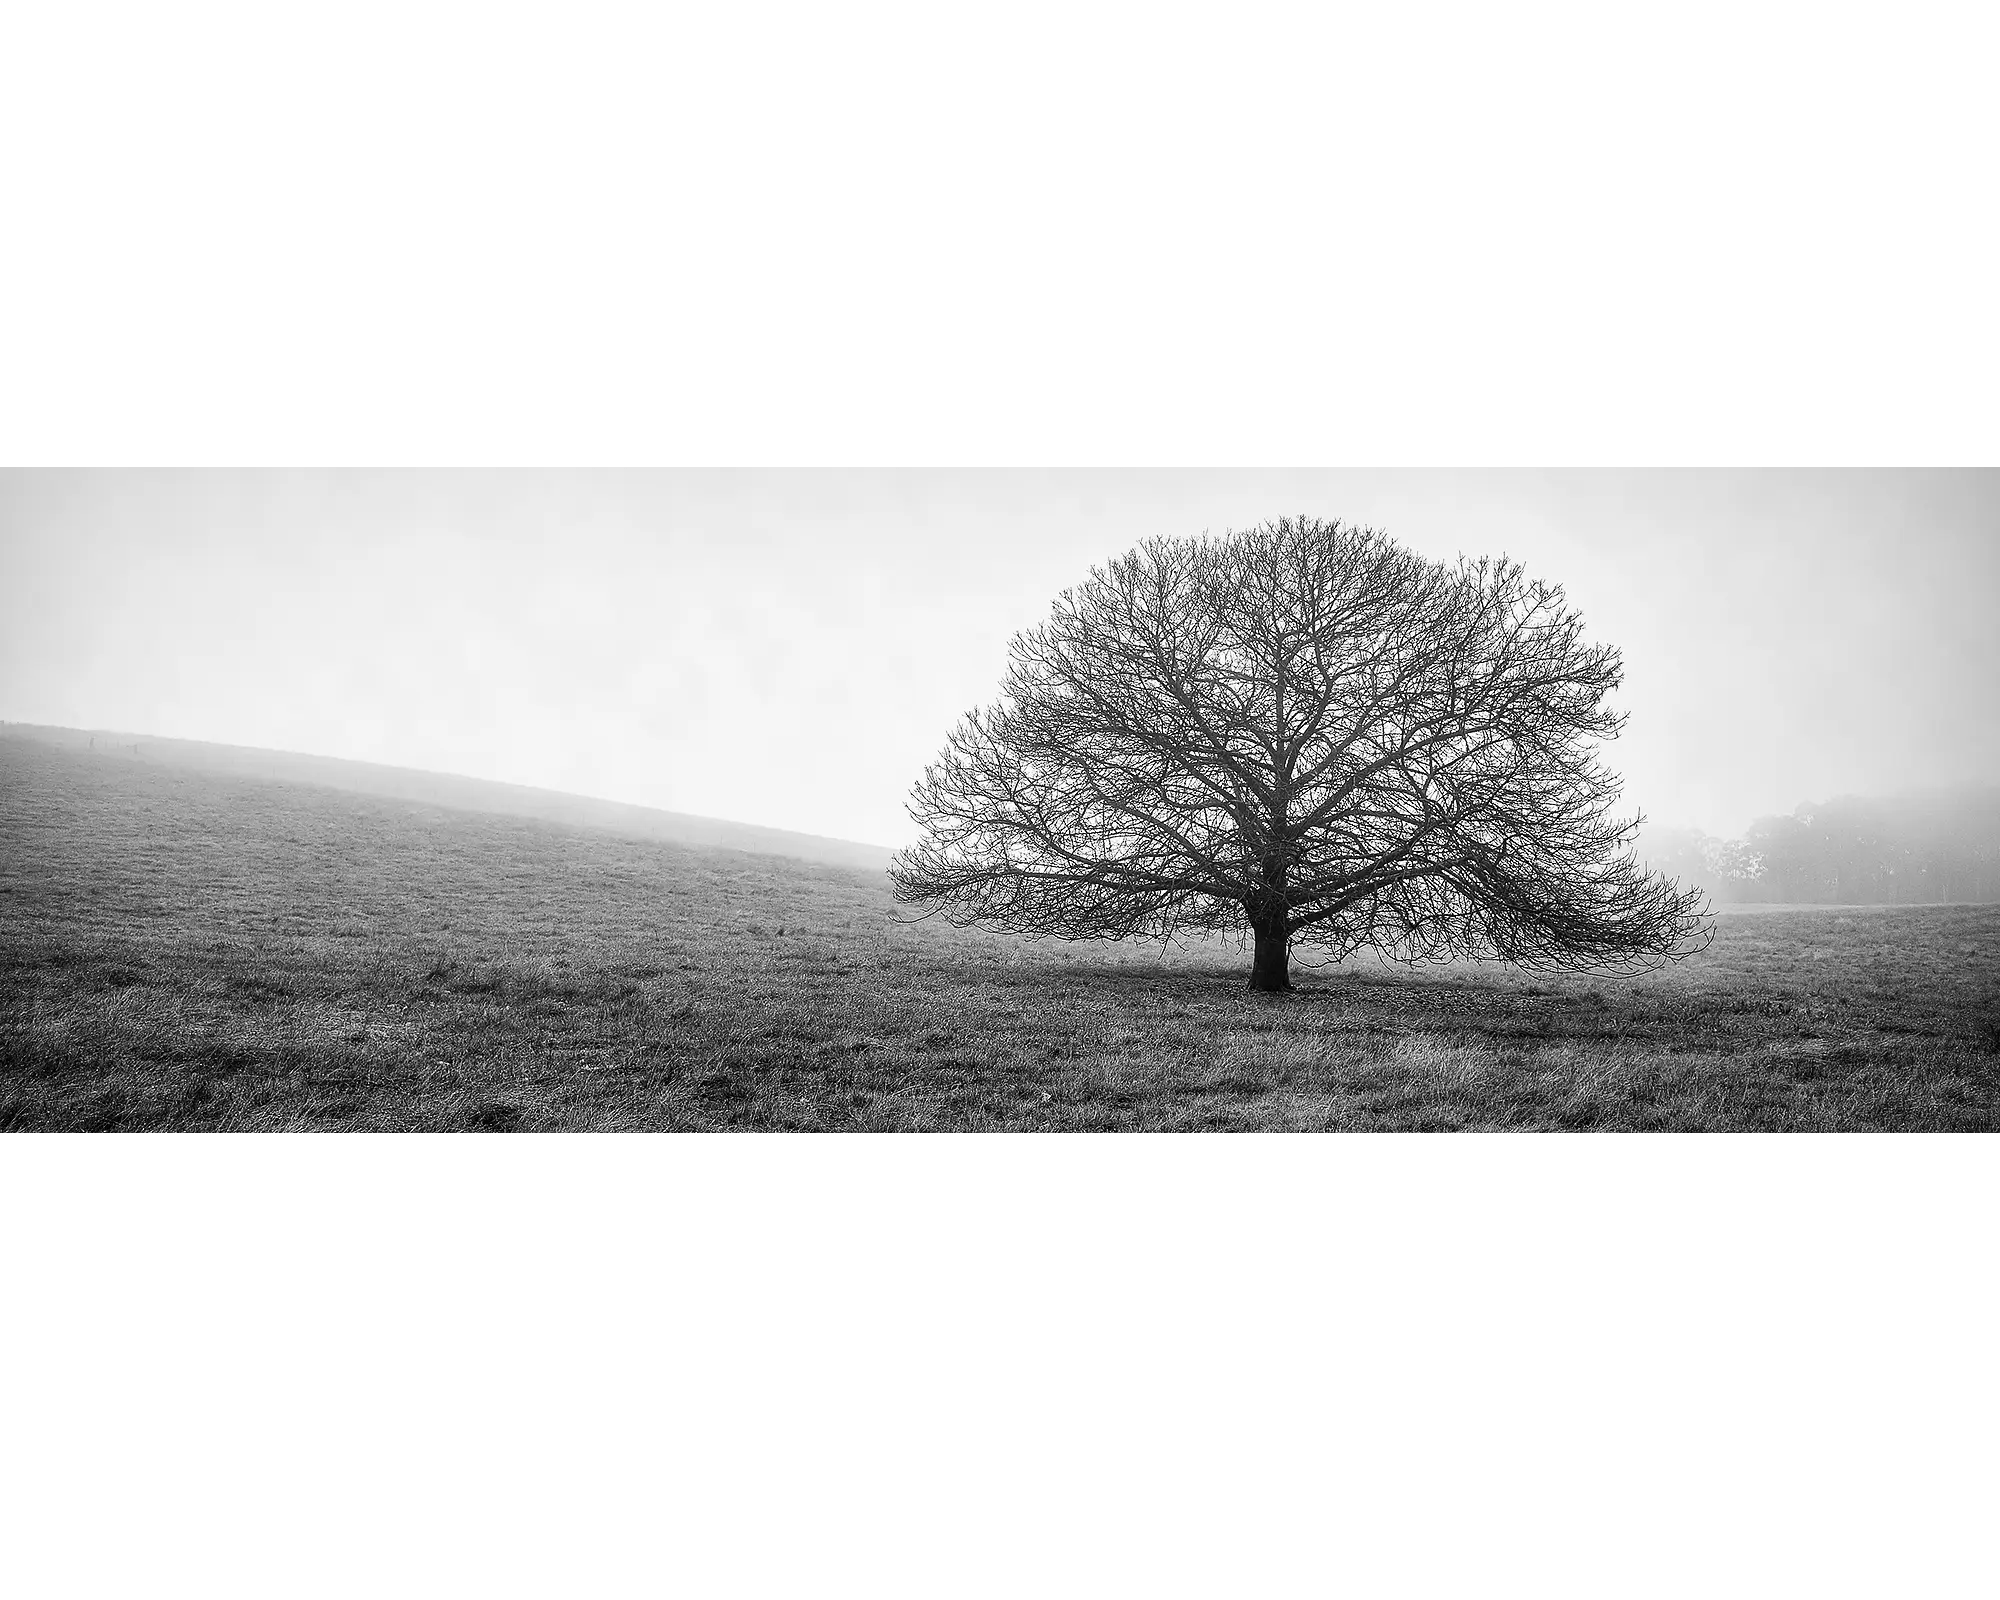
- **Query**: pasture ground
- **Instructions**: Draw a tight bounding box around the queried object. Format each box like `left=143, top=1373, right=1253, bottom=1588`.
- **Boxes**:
left=3, top=733, right=1996, bottom=1131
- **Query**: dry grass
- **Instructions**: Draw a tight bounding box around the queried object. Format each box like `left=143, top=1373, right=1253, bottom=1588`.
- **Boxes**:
left=3, top=733, right=1997, bottom=1131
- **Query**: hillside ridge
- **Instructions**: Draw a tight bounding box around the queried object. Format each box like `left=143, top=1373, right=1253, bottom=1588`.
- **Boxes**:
left=0, top=721, right=896, bottom=873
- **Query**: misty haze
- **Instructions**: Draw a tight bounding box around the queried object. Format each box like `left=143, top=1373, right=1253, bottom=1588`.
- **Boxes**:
left=3, top=469, right=1996, bottom=1131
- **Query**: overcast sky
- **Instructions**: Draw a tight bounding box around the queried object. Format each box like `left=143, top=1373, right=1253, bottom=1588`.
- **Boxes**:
left=2, top=469, right=1994, bottom=847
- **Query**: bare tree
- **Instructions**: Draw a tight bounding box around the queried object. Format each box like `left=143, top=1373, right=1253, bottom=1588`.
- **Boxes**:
left=891, top=518, right=1710, bottom=990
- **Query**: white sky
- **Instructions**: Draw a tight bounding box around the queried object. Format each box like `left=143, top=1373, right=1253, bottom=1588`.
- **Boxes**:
left=3, top=470, right=1994, bottom=848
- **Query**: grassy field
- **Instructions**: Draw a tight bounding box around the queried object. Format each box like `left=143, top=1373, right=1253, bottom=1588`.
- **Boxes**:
left=3, top=731, right=1997, bottom=1131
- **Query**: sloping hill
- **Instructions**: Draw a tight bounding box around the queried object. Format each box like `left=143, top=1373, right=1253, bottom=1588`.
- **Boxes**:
left=2, top=729, right=1996, bottom=1131
left=0, top=723, right=896, bottom=873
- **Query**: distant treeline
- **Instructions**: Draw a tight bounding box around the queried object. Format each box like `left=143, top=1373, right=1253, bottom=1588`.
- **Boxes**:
left=1641, top=789, right=2000, bottom=905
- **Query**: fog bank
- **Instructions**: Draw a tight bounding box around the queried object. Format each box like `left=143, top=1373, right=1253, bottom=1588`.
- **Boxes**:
left=3, top=470, right=1994, bottom=847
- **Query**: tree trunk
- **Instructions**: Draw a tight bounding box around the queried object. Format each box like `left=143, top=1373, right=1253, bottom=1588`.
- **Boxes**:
left=1248, top=919, right=1291, bottom=992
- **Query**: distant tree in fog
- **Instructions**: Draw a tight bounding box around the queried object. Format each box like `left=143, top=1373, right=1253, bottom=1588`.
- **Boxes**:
left=1637, top=826, right=1763, bottom=904
left=1745, top=791, right=2000, bottom=904
left=892, top=519, right=1710, bottom=990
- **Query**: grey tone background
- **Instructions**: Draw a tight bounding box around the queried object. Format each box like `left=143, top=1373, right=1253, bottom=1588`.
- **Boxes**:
left=4, top=469, right=1994, bottom=847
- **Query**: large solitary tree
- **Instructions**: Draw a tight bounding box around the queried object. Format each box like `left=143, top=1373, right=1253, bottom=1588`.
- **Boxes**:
left=891, top=518, right=1710, bottom=990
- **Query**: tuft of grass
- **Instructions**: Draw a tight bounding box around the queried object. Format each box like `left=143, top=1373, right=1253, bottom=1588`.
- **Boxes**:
left=3, top=731, right=1997, bottom=1131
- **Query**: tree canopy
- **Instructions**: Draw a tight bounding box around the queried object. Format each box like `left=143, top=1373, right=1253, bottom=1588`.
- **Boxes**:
left=891, top=518, right=1710, bottom=989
